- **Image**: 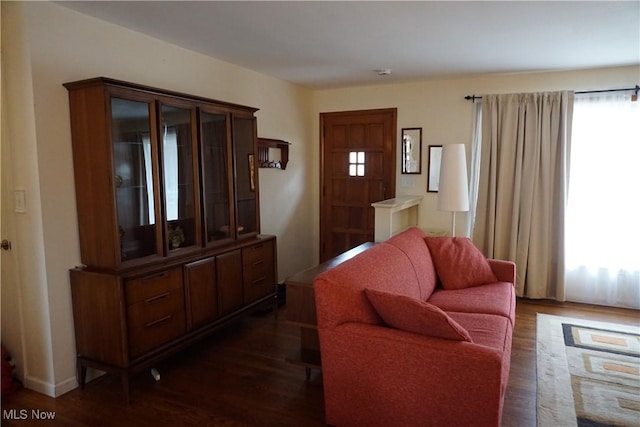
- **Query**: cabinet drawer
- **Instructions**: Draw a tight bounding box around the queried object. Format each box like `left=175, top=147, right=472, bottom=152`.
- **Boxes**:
left=244, top=256, right=273, bottom=282
left=243, top=241, right=272, bottom=261
left=126, top=267, right=183, bottom=305
left=243, top=241, right=275, bottom=303
left=127, top=288, right=185, bottom=358
left=243, top=242, right=274, bottom=274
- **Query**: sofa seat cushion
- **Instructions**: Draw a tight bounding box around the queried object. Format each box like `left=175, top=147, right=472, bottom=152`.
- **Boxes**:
left=447, top=312, right=512, bottom=353
left=428, top=282, right=516, bottom=323
left=364, top=288, right=472, bottom=342
left=447, top=311, right=513, bottom=391
left=425, top=237, right=498, bottom=290
left=385, top=227, right=438, bottom=300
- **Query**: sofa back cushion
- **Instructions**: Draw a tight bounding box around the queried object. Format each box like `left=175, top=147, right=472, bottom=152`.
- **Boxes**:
left=425, top=236, right=498, bottom=290
left=385, top=227, right=438, bottom=300
left=314, top=242, right=421, bottom=329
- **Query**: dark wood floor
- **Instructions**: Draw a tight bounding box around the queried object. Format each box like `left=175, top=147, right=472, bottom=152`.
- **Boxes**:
left=2, top=298, right=638, bottom=426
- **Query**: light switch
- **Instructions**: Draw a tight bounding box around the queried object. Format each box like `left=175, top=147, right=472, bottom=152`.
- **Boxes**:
left=14, top=190, right=26, bottom=213
left=400, top=176, right=414, bottom=188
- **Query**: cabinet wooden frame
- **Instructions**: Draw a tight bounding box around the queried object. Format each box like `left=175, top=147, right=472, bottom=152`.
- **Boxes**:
left=64, top=77, right=262, bottom=271
left=65, top=77, right=277, bottom=402
left=70, top=236, right=277, bottom=401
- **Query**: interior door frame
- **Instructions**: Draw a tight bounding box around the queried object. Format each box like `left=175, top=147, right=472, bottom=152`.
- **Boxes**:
left=319, top=108, right=397, bottom=261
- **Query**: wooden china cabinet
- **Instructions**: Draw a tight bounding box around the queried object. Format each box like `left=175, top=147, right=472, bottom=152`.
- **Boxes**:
left=64, top=78, right=277, bottom=402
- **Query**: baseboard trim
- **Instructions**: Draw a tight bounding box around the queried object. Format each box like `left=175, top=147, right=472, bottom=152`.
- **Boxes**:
left=23, top=376, right=57, bottom=397
left=54, top=376, right=78, bottom=397
left=23, top=373, right=91, bottom=397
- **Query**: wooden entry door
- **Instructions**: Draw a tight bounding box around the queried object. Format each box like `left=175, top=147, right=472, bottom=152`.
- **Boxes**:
left=320, top=108, right=397, bottom=262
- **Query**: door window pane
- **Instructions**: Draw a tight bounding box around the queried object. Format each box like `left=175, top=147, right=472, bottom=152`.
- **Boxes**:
left=233, top=116, right=257, bottom=237
left=349, top=151, right=365, bottom=176
left=201, top=111, right=231, bottom=243
left=161, top=105, right=196, bottom=249
left=111, top=97, right=157, bottom=261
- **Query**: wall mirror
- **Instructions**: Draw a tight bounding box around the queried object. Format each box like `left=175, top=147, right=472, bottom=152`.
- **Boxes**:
left=401, top=128, right=422, bottom=174
left=427, top=145, right=443, bottom=192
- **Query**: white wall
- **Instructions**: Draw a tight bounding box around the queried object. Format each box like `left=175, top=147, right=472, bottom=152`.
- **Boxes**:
left=313, top=66, right=640, bottom=236
left=2, top=0, right=315, bottom=397
left=1, top=1, right=55, bottom=394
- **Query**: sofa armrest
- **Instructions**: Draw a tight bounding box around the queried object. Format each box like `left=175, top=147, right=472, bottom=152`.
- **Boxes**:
left=488, top=259, right=516, bottom=284
left=318, top=322, right=507, bottom=427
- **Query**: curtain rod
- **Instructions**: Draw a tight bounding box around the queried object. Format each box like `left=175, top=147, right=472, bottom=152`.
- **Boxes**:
left=464, top=85, right=640, bottom=102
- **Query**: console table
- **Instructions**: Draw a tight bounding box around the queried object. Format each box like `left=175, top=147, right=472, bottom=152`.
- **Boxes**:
left=371, top=195, right=423, bottom=242
left=285, top=242, right=375, bottom=378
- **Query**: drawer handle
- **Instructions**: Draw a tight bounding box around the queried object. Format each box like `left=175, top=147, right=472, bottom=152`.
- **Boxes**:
left=252, top=260, right=265, bottom=266
left=252, top=245, right=264, bottom=250
left=142, top=271, right=169, bottom=281
left=145, top=315, right=172, bottom=328
left=144, top=292, right=170, bottom=304
left=252, top=276, right=266, bottom=284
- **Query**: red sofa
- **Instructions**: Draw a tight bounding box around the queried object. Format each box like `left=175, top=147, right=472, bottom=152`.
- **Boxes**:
left=314, top=227, right=516, bottom=427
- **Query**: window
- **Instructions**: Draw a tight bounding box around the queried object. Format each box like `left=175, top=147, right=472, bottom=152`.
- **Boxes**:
left=565, top=93, right=640, bottom=309
left=349, top=151, right=365, bottom=177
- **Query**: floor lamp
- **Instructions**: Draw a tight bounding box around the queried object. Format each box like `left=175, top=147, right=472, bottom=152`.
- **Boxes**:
left=437, top=144, right=469, bottom=237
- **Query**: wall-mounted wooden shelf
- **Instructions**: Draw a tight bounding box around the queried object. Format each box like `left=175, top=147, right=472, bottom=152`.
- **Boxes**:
left=257, top=138, right=290, bottom=170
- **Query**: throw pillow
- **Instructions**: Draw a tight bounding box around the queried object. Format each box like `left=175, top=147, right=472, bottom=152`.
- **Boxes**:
left=425, top=237, right=498, bottom=290
left=364, top=288, right=472, bottom=342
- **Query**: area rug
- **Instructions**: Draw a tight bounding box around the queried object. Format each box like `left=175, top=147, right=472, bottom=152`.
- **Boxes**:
left=536, top=313, right=640, bottom=427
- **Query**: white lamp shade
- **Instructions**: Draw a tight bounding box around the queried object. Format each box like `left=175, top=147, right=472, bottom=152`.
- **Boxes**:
left=437, top=144, right=469, bottom=212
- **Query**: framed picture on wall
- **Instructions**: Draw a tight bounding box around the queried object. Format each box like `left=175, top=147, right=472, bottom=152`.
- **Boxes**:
left=427, top=145, right=442, bottom=192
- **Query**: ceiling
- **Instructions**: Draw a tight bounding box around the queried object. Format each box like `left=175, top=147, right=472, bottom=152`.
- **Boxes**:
left=57, top=1, right=640, bottom=89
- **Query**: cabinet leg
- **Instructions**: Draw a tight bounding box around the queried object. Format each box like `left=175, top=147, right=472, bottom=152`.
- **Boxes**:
left=273, top=294, right=279, bottom=320
left=77, top=361, right=87, bottom=390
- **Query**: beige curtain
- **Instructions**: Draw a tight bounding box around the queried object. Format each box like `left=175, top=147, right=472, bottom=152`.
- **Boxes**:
left=473, top=91, right=574, bottom=299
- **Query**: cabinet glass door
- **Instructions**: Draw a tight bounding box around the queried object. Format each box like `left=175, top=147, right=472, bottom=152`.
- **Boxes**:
left=201, top=111, right=233, bottom=245
left=232, top=116, right=258, bottom=238
left=160, top=104, right=199, bottom=251
left=111, top=97, right=158, bottom=261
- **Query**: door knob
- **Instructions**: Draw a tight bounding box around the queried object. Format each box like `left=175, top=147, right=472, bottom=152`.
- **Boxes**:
left=1, top=240, right=11, bottom=251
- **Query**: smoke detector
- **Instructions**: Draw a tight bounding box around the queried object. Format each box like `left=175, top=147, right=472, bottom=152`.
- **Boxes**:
left=375, top=68, right=392, bottom=76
